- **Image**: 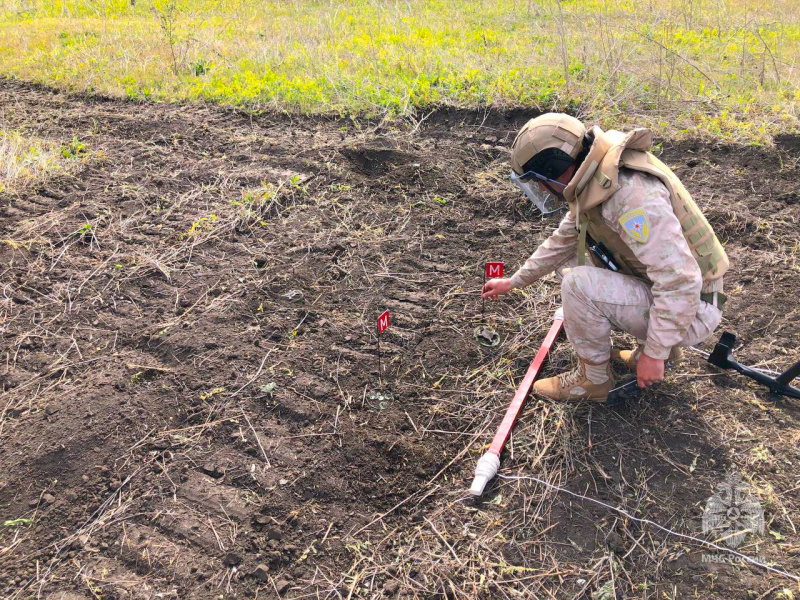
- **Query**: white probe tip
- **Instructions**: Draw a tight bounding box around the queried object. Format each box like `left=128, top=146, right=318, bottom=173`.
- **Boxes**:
left=470, top=475, right=490, bottom=496
left=469, top=453, right=500, bottom=496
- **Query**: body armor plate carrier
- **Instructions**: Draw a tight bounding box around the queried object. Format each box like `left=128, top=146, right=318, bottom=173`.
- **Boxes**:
left=564, top=127, right=729, bottom=293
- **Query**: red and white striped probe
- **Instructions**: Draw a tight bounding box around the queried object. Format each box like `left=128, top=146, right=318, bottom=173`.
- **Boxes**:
left=470, top=307, right=564, bottom=496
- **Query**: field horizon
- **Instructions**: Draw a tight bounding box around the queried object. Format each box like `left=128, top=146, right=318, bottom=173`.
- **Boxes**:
left=1, top=0, right=799, bottom=144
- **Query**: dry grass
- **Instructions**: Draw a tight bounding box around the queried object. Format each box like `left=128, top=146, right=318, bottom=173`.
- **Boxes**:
left=0, top=131, right=65, bottom=192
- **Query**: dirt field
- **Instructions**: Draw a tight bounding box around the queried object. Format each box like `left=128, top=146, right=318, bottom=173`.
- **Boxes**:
left=1, top=78, right=799, bottom=599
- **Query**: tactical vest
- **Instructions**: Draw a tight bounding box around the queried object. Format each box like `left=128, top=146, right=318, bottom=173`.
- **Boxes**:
left=564, top=127, right=728, bottom=286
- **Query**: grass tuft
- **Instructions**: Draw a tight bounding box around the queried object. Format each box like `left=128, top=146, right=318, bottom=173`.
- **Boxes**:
left=0, top=131, right=69, bottom=192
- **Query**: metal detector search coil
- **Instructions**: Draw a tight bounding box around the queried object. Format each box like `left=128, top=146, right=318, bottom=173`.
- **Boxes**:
left=708, top=332, right=800, bottom=399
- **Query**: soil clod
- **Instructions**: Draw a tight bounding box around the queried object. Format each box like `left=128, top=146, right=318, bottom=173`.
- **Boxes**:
left=275, top=578, right=291, bottom=594
left=223, top=552, right=242, bottom=567
left=605, top=531, right=625, bottom=554
left=253, top=564, right=270, bottom=583
left=201, top=463, right=225, bottom=479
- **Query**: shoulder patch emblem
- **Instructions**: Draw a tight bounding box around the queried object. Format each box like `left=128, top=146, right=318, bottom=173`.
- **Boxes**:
left=619, top=208, right=650, bottom=243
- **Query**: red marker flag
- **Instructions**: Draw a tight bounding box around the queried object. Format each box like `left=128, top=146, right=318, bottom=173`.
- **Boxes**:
left=377, top=310, right=390, bottom=334
left=485, top=262, right=504, bottom=278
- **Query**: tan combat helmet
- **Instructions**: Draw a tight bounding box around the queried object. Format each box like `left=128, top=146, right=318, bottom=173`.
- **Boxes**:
left=510, top=113, right=587, bottom=213
left=510, top=113, right=586, bottom=177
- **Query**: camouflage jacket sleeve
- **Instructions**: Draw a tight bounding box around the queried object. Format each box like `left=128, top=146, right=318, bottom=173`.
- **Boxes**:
left=510, top=211, right=579, bottom=289
left=602, top=170, right=702, bottom=360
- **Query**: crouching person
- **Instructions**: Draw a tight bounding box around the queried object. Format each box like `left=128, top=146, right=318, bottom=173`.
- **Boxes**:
left=482, top=113, right=728, bottom=403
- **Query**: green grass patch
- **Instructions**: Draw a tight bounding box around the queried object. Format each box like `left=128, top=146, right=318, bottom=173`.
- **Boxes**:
left=0, top=0, right=798, bottom=142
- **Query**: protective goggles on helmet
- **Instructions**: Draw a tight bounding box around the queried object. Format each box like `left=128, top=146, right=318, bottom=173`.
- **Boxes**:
left=509, top=170, right=566, bottom=214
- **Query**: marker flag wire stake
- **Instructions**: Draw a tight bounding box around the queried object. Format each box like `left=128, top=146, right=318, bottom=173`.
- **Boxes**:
left=377, top=310, right=390, bottom=386
left=498, top=473, right=800, bottom=584
left=482, top=261, right=504, bottom=317
left=470, top=307, right=563, bottom=496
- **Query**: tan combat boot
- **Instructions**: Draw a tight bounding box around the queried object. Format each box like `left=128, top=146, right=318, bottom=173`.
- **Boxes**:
left=533, top=358, right=614, bottom=403
left=611, top=344, right=684, bottom=371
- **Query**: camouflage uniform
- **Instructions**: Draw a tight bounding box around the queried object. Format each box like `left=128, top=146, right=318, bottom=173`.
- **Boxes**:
left=510, top=169, right=723, bottom=362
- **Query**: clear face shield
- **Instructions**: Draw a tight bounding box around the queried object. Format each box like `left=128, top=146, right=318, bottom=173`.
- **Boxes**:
left=510, top=170, right=566, bottom=215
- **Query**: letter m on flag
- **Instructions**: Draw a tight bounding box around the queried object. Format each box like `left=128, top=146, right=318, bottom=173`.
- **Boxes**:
left=377, top=310, right=390, bottom=334
left=485, top=262, right=504, bottom=278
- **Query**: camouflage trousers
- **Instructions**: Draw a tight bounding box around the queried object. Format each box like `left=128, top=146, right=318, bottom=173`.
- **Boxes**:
left=559, top=265, right=722, bottom=364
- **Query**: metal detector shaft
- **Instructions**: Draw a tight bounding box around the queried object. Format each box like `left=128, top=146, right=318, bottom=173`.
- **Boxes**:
left=470, top=308, right=564, bottom=496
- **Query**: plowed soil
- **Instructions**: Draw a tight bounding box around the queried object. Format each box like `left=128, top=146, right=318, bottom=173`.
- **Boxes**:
left=1, top=78, right=799, bottom=600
